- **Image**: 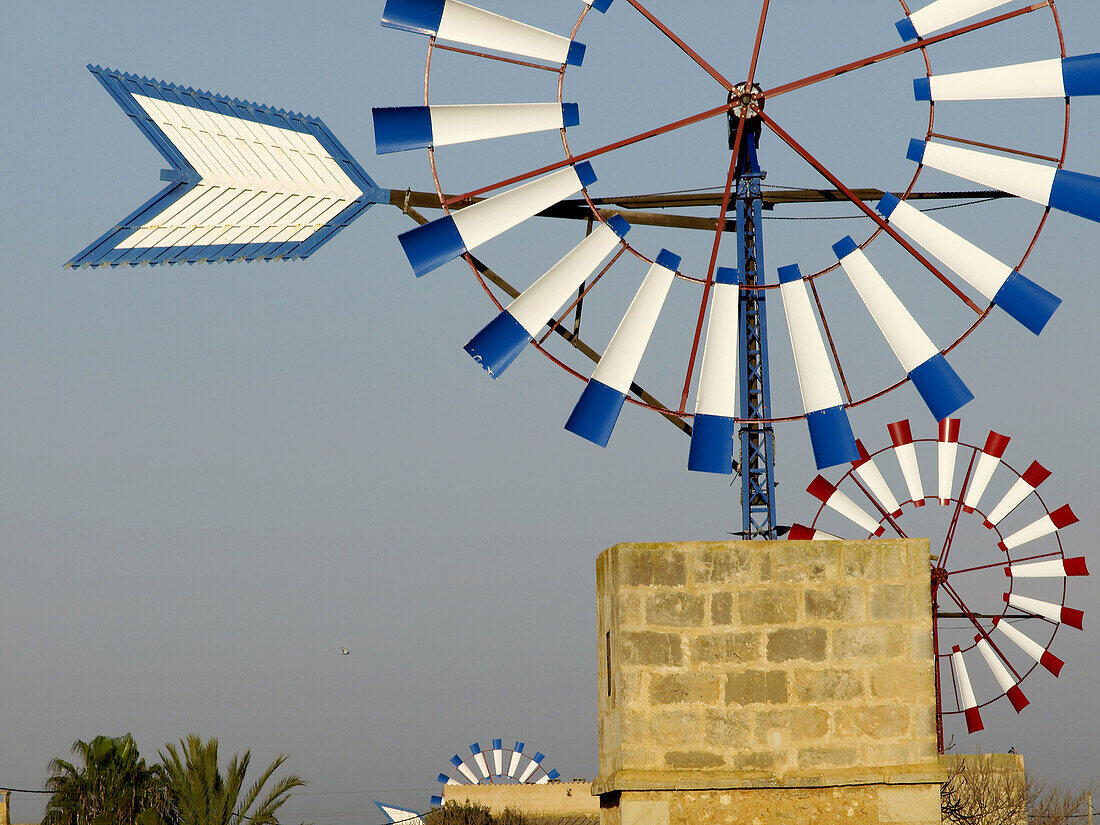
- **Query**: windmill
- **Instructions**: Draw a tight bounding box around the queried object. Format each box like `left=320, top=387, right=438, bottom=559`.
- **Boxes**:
left=796, top=418, right=1088, bottom=747
left=70, top=1, right=1100, bottom=543
left=375, top=740, right=560, bottom=815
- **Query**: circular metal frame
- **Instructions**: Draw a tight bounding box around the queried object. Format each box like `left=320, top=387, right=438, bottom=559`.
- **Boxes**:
left=419, top=2, right=1069, bottom=424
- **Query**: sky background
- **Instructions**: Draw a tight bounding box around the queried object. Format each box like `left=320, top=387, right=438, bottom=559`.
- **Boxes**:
left=2, top=1, right=1099, bottom=822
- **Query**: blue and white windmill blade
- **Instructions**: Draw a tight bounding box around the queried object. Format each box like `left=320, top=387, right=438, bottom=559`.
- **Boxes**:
left=69, top=67, right=384, bottom=267
left=897, top=0, right=1016, bottom=41
left=375, top=803, right=426, bottom=825
left=833, top=238, right=973, bottom=421
left=507, top=743, right=525, bottom=779
left=373, top=103, right=580, bottom=154
left=464, top=217, right=629, bottom=378
left=688, top=268, right=741, bottom=475
left=777, top=264, right=857, bottom=470
left=566, top=249, right=680, bottom=447
left=398, top=162, right=595, bottom=277
left=909, top=139, right=1100, bottom=225
left=915, top=54, right=1100, bottom=101
left=382, top=0, right=590, bottom=66
left=877, top=194, right=1059, bottom=335
left=517, top=751, right=547, bottom=783
left=469, top=743, right=490, bottom=779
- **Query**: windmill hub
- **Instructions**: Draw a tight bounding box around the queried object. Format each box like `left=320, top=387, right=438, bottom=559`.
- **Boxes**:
left=931, top=566, right=949, bottom=587
left=728, top=82, right=765, bottom=149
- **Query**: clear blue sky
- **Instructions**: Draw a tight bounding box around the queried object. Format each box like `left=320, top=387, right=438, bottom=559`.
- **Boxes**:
left=2, top=2, right=1098, bottom=822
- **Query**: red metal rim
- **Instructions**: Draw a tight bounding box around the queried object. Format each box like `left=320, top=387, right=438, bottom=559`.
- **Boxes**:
left=421, top=2, right=1069, bottom=424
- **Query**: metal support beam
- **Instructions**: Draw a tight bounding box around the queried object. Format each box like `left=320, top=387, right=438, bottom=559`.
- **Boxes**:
left=736, top=134, right=778, bottom=539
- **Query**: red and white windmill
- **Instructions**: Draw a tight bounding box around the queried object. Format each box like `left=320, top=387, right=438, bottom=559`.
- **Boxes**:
left=794, top=419, right=1088, bottom=748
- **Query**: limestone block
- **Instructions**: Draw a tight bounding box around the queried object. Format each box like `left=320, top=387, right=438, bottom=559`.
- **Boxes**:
left=618, top=545, right=688, bottom=587
left=805, top=585, right=866, bottom=621
left=690, top=631, right=761, bottom=665
left=835, top=705, right=911, bottom=739
left=664, top=751, right=724, bottom=769
left=756, top=707, right=830, bottom=742
left=619, top=799, right=668, bottom=825
left=621, top=631, right=683, bottom=667
left=766, top=626, right=827, bottom=662
left=878, top=785, right=942, bottom=823
left=709, top=592, right=733, bottom=626
left=870, top=584, right=914, bottom=620
left=725, top=669, right=789, bottom=706
left=646, top=592, right=705, bottom=627
left=738, top=588, right=799, bottom=625
left=772, top=543, right=842, bottom=582
left=791, top=667, right=864, bottom=702
left=649, top=673, right=721, bottom=705
left=797, top=745, right=859, bottom=769
left=692, top=545, right=755, bottom=584
left=834, top=626, right=907, bottom=659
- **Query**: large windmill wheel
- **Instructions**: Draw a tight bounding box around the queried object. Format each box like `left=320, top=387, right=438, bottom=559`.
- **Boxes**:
left=793, top=418, right=1089, bottom=748
left=373, top=0, right=1098, bottom=476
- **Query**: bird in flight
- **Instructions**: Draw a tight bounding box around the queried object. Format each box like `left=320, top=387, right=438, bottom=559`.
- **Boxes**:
left=340, top=647, right=350, bottom=655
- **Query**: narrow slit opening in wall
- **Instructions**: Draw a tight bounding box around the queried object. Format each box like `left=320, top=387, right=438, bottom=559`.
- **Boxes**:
left=606, top=631, right=612, bottom=698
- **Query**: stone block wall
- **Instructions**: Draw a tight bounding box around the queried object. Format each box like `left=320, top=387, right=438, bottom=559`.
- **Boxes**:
left=593, top=540, right=944, bottom=825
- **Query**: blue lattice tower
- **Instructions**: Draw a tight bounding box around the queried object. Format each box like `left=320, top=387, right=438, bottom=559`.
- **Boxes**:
left=735, top=132, right=777, bottom=539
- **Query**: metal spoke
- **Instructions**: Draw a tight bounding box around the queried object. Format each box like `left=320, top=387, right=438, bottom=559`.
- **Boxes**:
left=679, top=126, right=746, bottom=412
left=623, top=0, right=734, bottom=91
left=757, top=110, right=984, bottom=315
left=941, top=581, right=1023, bottom=681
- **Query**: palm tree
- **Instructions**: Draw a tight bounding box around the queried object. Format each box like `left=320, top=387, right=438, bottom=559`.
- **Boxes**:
left=43, top=734, right=175, bottom=825
left=160, top=735, right=305, bottom=825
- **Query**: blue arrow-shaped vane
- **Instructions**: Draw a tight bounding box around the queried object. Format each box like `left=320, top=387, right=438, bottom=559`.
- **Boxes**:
left=69, top=66, right=388, bottom=267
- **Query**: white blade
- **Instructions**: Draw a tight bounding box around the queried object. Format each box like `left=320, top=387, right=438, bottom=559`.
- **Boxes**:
left=889, top=421, right=926, bottom=506
left=834, top=240, right=939, bottom=372
left=507, top=750, right=523, bottom=779
left=509, top=219, right=627, bottom=335
left=1006, top=557, right=1089, bottom=578
left=807, top=477, right=885, bottom=537
left=963, top=431, right=1009, bottom=512
left=921, top=58, right=1065, bottom=101
left=853, top=442, right=903, bottom=518
left=435, top=103, right=573, bottom=146
left=778, top=268, right=844, bottom=413
left=383, top=0, right=585, bottom=65
left=694, top=274, right=741, bottom=419
left=999, top=506, right=1078, bottom=551
left=910, top=141, right=1056, bottom=206
left=438, top=1, right=580, bottom=64
left=938, top=419, right=960, bottom=504
left=1006, top=593, right=1081, bottom=628
left=952, top=647, right=979, bottom=711
left=976, top=636, right=1017, bottom=696
left=591, top=251, right=678, bottom=393
left=985, top=462, right=1050, bottom=527
left=900, top=0, right=1016, bottom=39
left=455, top=165, right=592, bottom=251
left=877, top=196, right=1012, bottom=302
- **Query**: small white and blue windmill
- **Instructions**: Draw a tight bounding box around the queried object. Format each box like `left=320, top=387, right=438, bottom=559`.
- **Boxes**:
left=792, top=417, right=1088, bottom=748
left=374, top=739, right=560, bottom=817
left=73, top=0, right=1100, bottom=540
